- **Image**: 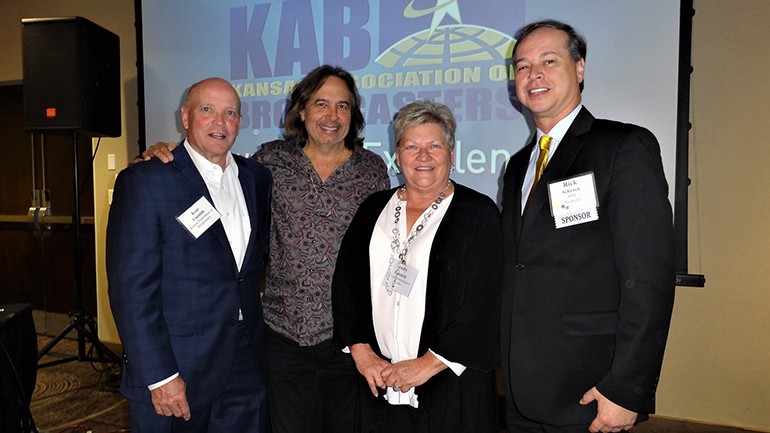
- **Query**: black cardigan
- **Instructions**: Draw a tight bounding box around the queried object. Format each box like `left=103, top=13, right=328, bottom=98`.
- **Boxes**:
left=332, top=182, right=503, bottom=433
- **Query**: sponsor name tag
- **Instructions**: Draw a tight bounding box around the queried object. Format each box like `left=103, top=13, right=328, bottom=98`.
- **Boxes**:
left=547, top=172, right=599, bottom=229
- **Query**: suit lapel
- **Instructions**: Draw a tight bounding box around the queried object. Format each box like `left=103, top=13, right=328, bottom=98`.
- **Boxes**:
left=236, top=157, right=259, bottom=272
left=171, top=143, right=234, bottom=258
left=520, top=107, right=594, bottom=236
left=509, top=138, right=535, bottom=243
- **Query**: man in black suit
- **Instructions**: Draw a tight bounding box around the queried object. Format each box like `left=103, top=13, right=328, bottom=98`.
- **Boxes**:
left=500, top=20, right=675, bottom=433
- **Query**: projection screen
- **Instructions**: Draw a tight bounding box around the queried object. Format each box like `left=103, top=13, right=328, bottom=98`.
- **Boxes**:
left=136, top=0, right=698, bottom=280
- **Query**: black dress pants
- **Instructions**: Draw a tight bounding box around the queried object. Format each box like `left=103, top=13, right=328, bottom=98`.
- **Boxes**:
left=266, top=328, right=359, bottom=433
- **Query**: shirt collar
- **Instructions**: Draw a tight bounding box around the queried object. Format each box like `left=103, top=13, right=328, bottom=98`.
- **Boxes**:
left=183, top=139, right=238, bottom=176
left=536, top=104, right=583, bottom=144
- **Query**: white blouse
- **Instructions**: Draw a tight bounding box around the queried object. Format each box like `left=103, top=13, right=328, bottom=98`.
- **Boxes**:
left=368, top=189, right=463, bottom=408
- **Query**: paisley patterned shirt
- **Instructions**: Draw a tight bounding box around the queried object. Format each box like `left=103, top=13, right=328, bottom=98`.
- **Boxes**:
left=253, top=139, right=390, bottom=346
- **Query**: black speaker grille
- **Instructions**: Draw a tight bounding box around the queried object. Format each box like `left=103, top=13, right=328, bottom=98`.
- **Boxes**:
left=22, top=17, right=121, bottom=137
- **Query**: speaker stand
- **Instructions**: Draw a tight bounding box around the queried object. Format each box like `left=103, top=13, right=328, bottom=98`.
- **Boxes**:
left=37, top=131, right=119, bottom=368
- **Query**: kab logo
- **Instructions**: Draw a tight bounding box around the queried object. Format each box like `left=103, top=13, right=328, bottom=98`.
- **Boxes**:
left=229, top=0, right=522, bottom=80
left=229, top=0, right=372, bottom=79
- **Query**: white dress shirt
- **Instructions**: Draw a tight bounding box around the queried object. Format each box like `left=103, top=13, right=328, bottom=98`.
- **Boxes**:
left=184, top=140, right=251, bottom=271
left=520, top=104, right=583, bottom=212
left=148, top=140, right=251, bottom=391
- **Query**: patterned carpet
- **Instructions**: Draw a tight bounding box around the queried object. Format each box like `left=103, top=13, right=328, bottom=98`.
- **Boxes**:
left=28, top=336, right=761, bottom=433
left=31, top=336, right=127, bottom=433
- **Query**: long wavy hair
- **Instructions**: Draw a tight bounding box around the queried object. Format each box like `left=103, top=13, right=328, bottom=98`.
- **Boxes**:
left=283, top=65, right=365, bottom=149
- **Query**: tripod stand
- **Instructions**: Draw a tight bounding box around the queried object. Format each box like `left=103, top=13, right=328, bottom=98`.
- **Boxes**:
left=36, top=131, right=120, bottom=368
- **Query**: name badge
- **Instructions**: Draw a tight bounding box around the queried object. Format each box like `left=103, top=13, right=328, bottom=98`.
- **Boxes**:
left=176, top=196, right=221, bottom=238
left=547, top=172, right=599, bottom=229
left=383, top=262, right=418, bottom=297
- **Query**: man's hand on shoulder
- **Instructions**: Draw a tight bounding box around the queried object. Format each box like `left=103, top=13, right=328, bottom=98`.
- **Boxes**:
left=150, top=375, right=191, bottom=421
left=141, top=141, right=178, bottom=163
left=580, top=386, right=637, bottom=432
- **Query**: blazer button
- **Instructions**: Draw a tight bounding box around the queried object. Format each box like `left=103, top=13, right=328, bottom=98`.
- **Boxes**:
left=229, top=319, right=238, bottom=326
left=516, top=263, right=525, bottom=270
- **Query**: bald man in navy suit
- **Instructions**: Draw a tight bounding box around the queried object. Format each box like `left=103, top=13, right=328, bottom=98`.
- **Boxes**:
left=107, top=77, right=271, bottom=432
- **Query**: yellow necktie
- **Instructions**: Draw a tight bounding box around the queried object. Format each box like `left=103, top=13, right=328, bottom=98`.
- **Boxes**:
left=525, top=135, right=552, bottom=213
left=533, top=134, right=552, bottom=186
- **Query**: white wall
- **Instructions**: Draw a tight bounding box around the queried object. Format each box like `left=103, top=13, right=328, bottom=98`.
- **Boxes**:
left=655, top=1, right=770, bottom=430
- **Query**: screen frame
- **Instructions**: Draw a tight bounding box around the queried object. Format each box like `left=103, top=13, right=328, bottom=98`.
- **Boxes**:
left=133, top=0, right=703, bottom=285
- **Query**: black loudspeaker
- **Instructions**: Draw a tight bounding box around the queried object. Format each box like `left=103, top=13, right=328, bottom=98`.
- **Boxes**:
left=22, top=17, right=121, bottom=137
left=0, top=304, right=37, bottom=433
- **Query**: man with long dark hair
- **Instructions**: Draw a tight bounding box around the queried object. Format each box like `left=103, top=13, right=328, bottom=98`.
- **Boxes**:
left=255, top=65, right=389, bottom=433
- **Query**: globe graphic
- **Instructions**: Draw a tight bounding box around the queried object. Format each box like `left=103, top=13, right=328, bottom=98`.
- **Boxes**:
left=376, top=24, right=514, bottom=68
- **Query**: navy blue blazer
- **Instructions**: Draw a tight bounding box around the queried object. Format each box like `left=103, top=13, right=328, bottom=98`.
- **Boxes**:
left=500, top=107, right=675, bottom=426
left=107, top=143, right=271, bottom=406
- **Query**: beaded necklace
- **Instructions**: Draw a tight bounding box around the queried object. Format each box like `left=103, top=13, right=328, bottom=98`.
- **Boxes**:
left=383, top=181, right=451, bottom=295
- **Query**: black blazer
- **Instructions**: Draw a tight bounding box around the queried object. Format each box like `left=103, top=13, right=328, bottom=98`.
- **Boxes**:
left=500, top=107, right=675, bottom=426
left=333, top=182, right=502, bottom=433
